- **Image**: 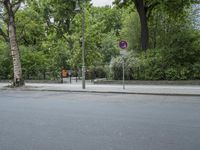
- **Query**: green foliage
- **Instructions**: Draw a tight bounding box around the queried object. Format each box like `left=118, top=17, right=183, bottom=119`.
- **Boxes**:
left=110, top=57, right=122, bottom=80
left=110, top=39, right=200, bottom=81
left=89, top=6, right=122, bottom=34
left=167, top=30, right=200, bottom=65
left=100, top=32, right=120, bottom=63
left=0, top=0, right=200, bottom=81
left=86, top=66, right=108, bottom=80
left=109, top=27, right=200, bottom=80
left=137, top=49, right=169, bottom=80
left=20, top=46, right=48, bottom=79
left=16, top=7, right=45, bottom=46
left=136, top=29, right=199, bottom=80
left=0, top=42, right=12, bottom=79
left=110, top=56, right=131, bottom=80
left=70, top=6, right=121, bottom=67
left=120, top=8, right=140, bottom=51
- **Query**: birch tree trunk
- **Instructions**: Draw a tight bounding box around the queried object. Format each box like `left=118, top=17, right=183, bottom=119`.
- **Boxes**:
left=3, top=0, right=24, bottom=86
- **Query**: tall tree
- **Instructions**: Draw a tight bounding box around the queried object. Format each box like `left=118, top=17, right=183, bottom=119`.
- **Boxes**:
left=115, top=0, right=160, bottom=50
left=114, top=0, right=198, bottom=51
left=0, top=0, right=24, bottom=86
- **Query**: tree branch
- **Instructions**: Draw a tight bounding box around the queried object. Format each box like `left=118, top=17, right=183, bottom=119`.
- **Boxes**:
left=12, top=0, right=22, bottom=6
left=0, top=13, right=6, bottom=21
left=3, top=0, right=10, bottom=13
left=12, top=2, right=20, bottom=14
left=12, top=0, right=23, bottom=14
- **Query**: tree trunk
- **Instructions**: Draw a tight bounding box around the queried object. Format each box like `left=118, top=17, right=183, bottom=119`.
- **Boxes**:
left=134, top=0, right=149, bottom=51
left=4, top=1, right=24, bottom=87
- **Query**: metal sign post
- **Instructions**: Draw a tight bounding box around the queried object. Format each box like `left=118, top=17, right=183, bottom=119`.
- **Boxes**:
left=119, top=40, right=128, bottom=90
left=122, top=57, right=125, bottom=90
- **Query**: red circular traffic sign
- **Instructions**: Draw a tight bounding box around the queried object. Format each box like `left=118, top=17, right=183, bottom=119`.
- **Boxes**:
left=119, top=40, right=128, bottom=49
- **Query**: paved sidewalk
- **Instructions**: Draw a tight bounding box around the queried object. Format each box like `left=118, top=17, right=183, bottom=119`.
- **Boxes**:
left=0, top=82, right=200, bottom=96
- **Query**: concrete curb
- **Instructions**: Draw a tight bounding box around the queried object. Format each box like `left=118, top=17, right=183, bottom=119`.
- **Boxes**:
left=1, top=87, right=200, bottom=97
left=94, top=80, right=200, bottom=85
left=1, top=80, right=200, bottom=85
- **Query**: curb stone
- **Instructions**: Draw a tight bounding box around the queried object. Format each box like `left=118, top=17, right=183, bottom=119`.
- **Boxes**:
left=1, top=86, right=200, bottom=97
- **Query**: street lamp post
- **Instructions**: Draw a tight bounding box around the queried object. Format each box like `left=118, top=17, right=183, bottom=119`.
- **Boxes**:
left=75, top=0, right=86, bottom=89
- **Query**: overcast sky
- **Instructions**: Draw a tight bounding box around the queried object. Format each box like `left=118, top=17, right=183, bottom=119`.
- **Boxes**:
left=91, top=0, right=114, bottom=7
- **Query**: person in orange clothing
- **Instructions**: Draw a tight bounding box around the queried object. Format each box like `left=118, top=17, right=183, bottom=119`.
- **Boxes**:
left=62, top=69, right=68, bottom=78
left=61, top=68, right=68, bottom=83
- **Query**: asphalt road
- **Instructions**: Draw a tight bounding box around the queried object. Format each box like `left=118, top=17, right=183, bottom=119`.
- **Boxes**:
left=0, top=91, right=200, bottom=150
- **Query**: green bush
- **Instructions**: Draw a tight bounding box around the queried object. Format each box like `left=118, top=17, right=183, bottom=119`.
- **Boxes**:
left=86, top=66, right=108, bottom=80
left=109, top=35, right=200, bottom=81
left=110, top=57, right=124, bottom=80
left=137, top=49, right=166, bottom=80
left=20, top=46, right=48, bottom=79
left=165, top=68, right=180, bottom=80
left=192, top=63, right=200, bottom=79
left=0, top=42, right=12, bottom=79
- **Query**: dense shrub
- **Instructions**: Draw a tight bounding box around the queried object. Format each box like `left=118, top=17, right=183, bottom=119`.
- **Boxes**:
left=0, top=42, right=13, bottom=79
left=20, top=46, right=48, bottom=79
left=86, top=66, right=108, bottom=80
left=110, top=57, right=123, bottom=80
left=109, top=30, right=200, bottom=81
